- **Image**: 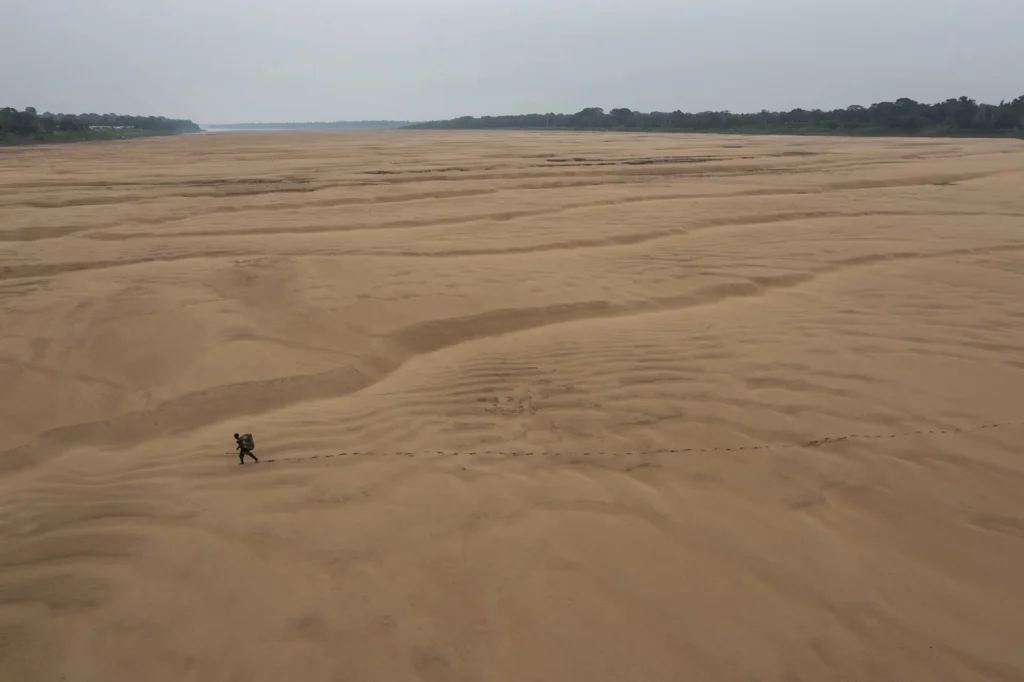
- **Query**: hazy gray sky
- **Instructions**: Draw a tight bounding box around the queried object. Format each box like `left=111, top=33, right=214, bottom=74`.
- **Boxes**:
left=4, top=0, right=1022, bottom=123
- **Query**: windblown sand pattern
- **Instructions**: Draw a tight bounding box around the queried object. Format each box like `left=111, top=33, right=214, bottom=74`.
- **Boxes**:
left=2, top=131, right=1023, bottom=681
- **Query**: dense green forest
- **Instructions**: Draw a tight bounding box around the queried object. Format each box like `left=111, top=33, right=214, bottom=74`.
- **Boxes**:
left=204, top=120, right=412, bottom=131
left=0, top=107, right=202, bottom=144
left=406, top=96, right=1024, bottom=136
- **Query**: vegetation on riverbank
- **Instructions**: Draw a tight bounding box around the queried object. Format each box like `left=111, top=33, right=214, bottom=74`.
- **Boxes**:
left=1, top=108, right=201, bottom=145
left=406, top=96, right=1024, bottom=137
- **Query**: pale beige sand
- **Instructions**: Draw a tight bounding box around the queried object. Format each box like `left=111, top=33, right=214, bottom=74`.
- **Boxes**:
left=2, top=131, right=1024, bottom=681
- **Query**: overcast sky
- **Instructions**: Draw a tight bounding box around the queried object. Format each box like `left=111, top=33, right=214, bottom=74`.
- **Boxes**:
left=3, top=0, right=1022, bottom=123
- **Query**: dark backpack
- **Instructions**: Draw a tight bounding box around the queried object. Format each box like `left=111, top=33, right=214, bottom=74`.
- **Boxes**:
left=239, top=433, right=255, bottom=450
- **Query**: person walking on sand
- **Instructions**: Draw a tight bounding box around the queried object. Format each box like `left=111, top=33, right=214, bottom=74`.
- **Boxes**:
left=234, top=432, right=258, bottom=464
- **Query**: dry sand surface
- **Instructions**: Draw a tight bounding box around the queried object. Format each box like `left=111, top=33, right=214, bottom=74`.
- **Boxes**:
left=2, top=130, right=1024, bottom=681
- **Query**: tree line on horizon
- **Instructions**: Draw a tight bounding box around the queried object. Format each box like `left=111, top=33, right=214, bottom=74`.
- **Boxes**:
left=1, top=107, right=201, bottom=143
left=406, top=96, right=1024, bottom=136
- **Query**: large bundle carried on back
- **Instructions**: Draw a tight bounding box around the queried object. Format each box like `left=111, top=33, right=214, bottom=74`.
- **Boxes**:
left=239, top=433, right=255, bottom=450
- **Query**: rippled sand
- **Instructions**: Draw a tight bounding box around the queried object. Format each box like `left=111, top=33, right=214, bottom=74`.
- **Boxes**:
left=2, top=131, right=1023, bottom=681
